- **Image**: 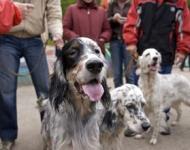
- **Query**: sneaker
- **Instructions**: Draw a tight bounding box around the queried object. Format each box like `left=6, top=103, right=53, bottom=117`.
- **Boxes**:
left=0, top=139, right=3, bottom=149
left=1, top=140, right=15, bottom=150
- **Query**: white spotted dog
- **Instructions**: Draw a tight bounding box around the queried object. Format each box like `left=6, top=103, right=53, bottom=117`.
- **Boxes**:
left=110, top=84, right=151, bottom=138
left=138, top=48, right=190, bottom=144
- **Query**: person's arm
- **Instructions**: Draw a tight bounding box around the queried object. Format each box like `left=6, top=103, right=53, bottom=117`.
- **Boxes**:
left=46, top=0, right=63, bottom=49
left=14, top=2, right=34, bottom=18
left=63, top=5, right=79, bottom=41
left=122, top=0, right=139, bottom=56
left=0, top=0, right=22, bottom=33
left=175, top=0, right=190, bottom=63
left=99, top=10, right=112, bottom=43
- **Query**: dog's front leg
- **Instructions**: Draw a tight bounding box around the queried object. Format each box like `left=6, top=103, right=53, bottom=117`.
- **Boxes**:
left=150, top=105, right=161, bottom=145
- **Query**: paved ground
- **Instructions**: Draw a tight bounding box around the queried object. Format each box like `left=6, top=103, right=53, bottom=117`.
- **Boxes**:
left=12, top=67, right=190, bottom=150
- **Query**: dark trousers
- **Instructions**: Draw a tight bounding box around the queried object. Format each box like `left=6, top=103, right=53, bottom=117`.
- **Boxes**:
left=110, top=39, right=135, bottom=87
left=0, top=35, right=49, bottom=140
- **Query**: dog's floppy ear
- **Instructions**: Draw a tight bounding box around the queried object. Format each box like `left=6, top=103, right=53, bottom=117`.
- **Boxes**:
left=49, top=57, right=68, bottom=111
left=101, top=78, right=112, bottom=110
left=136, top=56, right=142, bottom=75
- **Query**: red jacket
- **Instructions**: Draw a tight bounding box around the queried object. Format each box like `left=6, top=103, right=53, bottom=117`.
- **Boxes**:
left=63, top=0, right=111, bottom=46
left=123, top=0, right=190, bottom=64
left=0, top=0, right=22, bottom=34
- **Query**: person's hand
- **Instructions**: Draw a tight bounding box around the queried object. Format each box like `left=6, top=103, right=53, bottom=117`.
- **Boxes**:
left=113, top=13, right=126, bottom=24
left=127, top=45, right=138, bottom=60
left=53, top=34, right=64, bottom=50
left=14, top=2, right=34, bottom=18
left=98, top=38, right=105, bottom=54
left=118, top=17, right=126, bottom=24
left=113, top=13, right=120, bottom=21
left=175, top=52, right=186, bottom=66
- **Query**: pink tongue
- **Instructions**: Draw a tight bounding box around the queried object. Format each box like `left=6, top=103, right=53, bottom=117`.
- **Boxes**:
left=82, top=83, right=104, bottom=102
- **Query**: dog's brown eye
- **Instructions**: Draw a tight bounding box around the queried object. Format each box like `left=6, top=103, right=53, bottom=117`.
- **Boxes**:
left=94, top=49, right=100, bottom=54
left=68, top=49, right=78, bottom=57
left=141, top=102, right=145, bottom=107
left=145, top=53, right=150, bottom=57
left=126, top=104, right=136, bottom=111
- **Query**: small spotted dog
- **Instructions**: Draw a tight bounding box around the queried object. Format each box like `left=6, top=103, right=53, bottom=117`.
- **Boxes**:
left=97, top=83, right=151, bottom=150
left=110, top=84, right=151, bottom=137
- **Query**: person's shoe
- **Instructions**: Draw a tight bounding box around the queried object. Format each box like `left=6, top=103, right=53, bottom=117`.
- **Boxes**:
left=1, top=140, right=15, bottom=150
left=0, top=139, right=3, bottom=149
left=160, top=127, right=171, bottom=135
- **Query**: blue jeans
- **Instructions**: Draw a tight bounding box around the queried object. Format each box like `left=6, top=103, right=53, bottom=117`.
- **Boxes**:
left=159, top=65, right=172, bottom=74
left=0, top=35, right=49, bottom=140
left=110, top=40, right=135, bottom=87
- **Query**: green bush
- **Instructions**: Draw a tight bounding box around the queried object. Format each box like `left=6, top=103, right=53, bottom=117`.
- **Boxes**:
left=61, top=0, right=76, bottom=14
left=188, top=0, right=190, bottom=7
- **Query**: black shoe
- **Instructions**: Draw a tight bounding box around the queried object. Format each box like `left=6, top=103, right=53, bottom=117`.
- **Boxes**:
left=160, top=127, right=171, bottom=135
left=1, top=140, right=15, bottom=150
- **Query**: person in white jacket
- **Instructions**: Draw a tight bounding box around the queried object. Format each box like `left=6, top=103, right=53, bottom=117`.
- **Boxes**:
left=0, top=0, right=63, bottom=149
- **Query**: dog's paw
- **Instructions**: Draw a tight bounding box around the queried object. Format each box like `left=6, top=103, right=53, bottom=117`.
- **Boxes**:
left=134, top=134, right=143, bottom=139
left=171, top=121, right=178, bottom=126
left=149, top=138, right=157, bottom=145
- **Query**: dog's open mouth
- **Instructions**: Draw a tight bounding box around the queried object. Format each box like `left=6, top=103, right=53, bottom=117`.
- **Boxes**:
left=75, top=79, right=104, bottom=102
left=124, top=128, right=137, bottom=137
left=148, top=62, right=158, bottom=71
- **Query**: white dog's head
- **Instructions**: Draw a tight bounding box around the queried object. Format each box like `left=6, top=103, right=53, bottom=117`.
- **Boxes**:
left=138, top=48, right=161, bottom=74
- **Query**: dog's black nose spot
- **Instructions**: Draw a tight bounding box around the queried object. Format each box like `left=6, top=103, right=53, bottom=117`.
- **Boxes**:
left=153, top=57, right=158, bottom=62
left=141, top=122, right=150, bottom=131
left=86, top=60, right=103, bottom=74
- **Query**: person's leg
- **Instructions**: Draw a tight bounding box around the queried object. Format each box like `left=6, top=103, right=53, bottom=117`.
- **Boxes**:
left=23, top=37, right=49, bottom=120
left=159, top=65, right=172, bottom=74
left=110, top=40, right=123, bottom=87
left=123, top=43, right=135, bottom=84
left=0, top=35, right=21, bottom=142
left=188, top=54, right=190, bottom=71
left=179, top=56, right=186, bottom=71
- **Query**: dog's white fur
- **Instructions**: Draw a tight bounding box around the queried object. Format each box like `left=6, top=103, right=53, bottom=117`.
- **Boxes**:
left=138, top=48, right=190, bottom=144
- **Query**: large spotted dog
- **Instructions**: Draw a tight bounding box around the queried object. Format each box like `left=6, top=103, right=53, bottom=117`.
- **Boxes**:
left=138, top=48, right=190, bottom=144
left=41, top=37, right=112, bottom=150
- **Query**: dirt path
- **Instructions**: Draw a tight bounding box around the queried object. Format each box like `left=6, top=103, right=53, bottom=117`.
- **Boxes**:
left=14, top=69, right=190, bottom=150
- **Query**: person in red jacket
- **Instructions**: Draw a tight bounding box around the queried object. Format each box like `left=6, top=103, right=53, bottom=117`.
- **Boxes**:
left=0, top=0, right=33, bottom=34
left=63, top=0, right=112, bottom=53
left=123, top=0, right=190, bottom=77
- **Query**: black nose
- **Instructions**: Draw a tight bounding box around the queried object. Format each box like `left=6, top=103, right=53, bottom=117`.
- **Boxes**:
left=141, top=122, right=150, bottom=131
left=153, top=57, right=158, bottom=62
left=86, top=60, right=103, bottom=74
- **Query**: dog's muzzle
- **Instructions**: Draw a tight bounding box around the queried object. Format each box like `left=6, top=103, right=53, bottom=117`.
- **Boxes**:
left=86, top=59, right=104, bottom=74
